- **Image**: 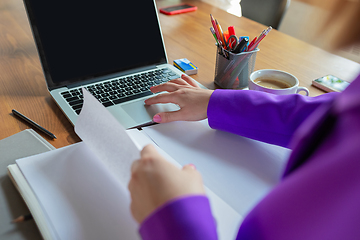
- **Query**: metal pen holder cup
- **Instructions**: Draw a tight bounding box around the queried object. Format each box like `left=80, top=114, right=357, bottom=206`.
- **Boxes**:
left=214, top=47, right=259, bottom=89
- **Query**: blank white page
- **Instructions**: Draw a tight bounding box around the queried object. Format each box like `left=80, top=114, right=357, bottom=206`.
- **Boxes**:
left=16, top=142, right=140, bottom=240
left=142, top=120, right=291, bottom=216
left=75, top=89, right=140, bottom=188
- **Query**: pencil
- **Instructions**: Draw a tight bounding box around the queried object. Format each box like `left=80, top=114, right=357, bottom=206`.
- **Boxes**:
left=210, top=27, right=220, bottom=45
left=248, top=26, right=272, bottom=51
left=12, top=214, right=33, bottom=223
left=210, top=14, right=222, bottom=46
left=248, top=37, right=257, bottom=50
left=215, top=19, right=226, bottom=48
left=12, top=109, right=57, bottom=139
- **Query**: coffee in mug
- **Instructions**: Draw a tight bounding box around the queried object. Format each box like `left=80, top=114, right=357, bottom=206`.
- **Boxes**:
left=249, top=69, right=309, bottom=96
left=254, top=78, right=292, bottom=89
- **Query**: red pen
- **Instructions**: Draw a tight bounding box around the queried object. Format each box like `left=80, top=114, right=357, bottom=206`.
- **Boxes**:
left=248, top=37, right=257, bottom=50
left=248, top=26, right=272, bottom=51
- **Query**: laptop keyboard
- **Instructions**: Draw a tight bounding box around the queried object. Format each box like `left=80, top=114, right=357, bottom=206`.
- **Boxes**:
left=60, top=68, right=179, bottom=115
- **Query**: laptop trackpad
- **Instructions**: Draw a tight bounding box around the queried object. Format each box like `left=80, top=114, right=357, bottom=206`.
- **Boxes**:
left=122, top=101, right=180, bottom=125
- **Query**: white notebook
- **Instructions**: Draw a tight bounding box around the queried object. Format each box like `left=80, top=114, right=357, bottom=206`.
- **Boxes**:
left=7, top=90, right=242, bottom=240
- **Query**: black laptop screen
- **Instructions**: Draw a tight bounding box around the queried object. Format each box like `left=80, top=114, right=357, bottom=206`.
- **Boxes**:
left=23, top=0, right=167, bottom=89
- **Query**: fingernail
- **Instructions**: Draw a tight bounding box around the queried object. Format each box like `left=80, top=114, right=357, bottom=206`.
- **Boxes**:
left=153, top=114, right=161, bottom=123
left=188, top=164, right=196, bottom=169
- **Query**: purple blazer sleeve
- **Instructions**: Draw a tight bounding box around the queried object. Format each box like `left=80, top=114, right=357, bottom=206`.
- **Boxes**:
left=207, top=89, right=338, bottom=148
left=235, top=76, right=360, bottom=239
left=139, top=195, right=217, bottom=240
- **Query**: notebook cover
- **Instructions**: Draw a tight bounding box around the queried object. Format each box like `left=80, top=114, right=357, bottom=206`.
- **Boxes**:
left=0, top=129, right=55, bottom=240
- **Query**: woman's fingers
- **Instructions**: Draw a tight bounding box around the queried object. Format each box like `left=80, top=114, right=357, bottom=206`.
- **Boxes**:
left=140, top=144, right=159, bottom=158
left=143, top=75, right=212, bottom=123
left=180, top=74, right=200, bottom=87
left=153, top=109, right=187, bottom=123
left=182, top=163, right=196, bottom=171
left=130, top=145, right=159, bottom=174
left=144, top=92, right=179, bottom=105
left=163, top=75, right=198, bottom=87
left=128, top=144, right=206, bottom=223
left=166, top=78, right=190, bottom=86
left=150, top=82, right=180, bottom=94
left=130, top=159, right=140, bottom=173
left=150, top=75, right=199, bottom=94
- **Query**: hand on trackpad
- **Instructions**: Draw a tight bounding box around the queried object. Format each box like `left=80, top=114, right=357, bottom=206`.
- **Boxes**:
left=145, top=102, right=180, bottom=116
left=122, top=100, right=180, bottom=126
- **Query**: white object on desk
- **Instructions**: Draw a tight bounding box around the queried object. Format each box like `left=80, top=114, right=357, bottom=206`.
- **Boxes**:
left=142, top=120, right=291, bottom=216
left=9, top=89, right=241, bottom=240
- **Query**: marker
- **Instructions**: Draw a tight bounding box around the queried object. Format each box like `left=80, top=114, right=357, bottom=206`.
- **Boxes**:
left=228, top=26, right=237, bottom=49
left=228, top=26, right=236, bottom=36
left=233, top=38, right=248, bottom=53
left=12, top=109, right=57, bottom=139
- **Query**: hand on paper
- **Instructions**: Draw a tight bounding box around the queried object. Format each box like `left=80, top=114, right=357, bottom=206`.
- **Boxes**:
left=145, top=74, right=214, bottom=123
left=128, top=144, right=206, bottom=223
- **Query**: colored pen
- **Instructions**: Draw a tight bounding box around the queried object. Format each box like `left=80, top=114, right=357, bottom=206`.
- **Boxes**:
left=248, top=36, right=257, bottom=50
left=12, top=109, right=57, bottom=139
left=253, top=27, right=271, bottom=49
left=211, top=27, right=227, bottom=57
left=215, top=19, right=226, bottom=48
left=12, top=214, right=33, bottom=223
left=248, top=26, right=272, bottom=51
left=210, top=14, right=222, bottom=46
left=210, top=27, right=220, bottom=45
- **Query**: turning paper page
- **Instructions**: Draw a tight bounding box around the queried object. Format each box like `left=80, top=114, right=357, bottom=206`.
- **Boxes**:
left=74, top=89, right=140, bottom=188
left=16, top=89, right=140, bottom=240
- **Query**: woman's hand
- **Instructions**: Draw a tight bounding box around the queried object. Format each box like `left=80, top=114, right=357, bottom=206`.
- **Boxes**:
left=145, top=74, right=214, bottom=123
left=128, top=144, right=206, bottom=223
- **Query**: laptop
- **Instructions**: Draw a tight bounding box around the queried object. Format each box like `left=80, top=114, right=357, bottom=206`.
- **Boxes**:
left=22, top=0, right=202, bottom=129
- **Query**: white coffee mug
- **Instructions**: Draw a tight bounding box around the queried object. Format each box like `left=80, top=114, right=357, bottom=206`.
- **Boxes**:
left=249, top=69, right=309, bottom=96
